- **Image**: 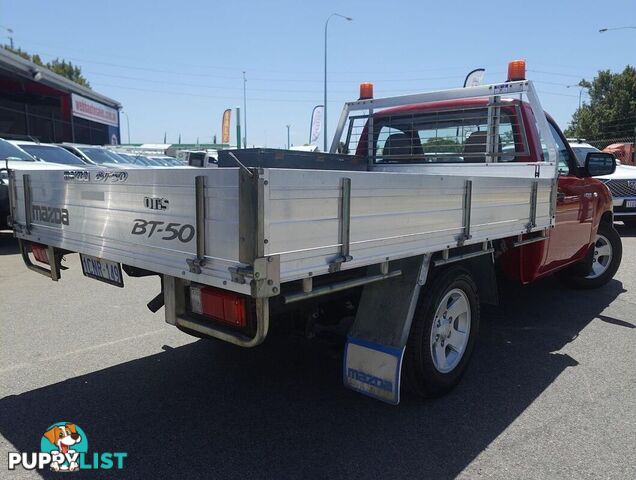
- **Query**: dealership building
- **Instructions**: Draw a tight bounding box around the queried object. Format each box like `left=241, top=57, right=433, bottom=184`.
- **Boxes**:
left=0, top=48, right=121, bottom=145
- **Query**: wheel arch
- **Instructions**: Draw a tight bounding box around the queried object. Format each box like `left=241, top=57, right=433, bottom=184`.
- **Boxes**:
left=428, top=252, right=498, bottom=306
left=600, top=210, right=614, bottom=226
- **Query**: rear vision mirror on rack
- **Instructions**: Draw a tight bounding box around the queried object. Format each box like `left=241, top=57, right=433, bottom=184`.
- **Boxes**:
left=585, top=152, right=616, bottom=177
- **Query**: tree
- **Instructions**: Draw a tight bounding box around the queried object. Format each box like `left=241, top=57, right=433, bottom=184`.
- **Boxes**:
left=565, top=66, right=636, bottom=140
left=2, top=45, right=91, bottom=88
left=46, top=59, right=91, bottom=88
left=425, top=137, right=461, bottom=153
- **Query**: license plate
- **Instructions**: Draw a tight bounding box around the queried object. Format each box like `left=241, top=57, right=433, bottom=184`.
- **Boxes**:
left=625, top=200, right=636, bottom=209
left=80, top=254, right=124, bottom=287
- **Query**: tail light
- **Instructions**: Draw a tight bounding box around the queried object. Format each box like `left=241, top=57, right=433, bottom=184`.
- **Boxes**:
left=189, top=285, right=247, bottom=329
left=31, top=243, right=50, bottom=264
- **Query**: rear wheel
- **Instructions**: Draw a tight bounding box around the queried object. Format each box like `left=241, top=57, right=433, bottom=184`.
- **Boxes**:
left=561, top=222, right=622, bottom=289
left=403, top=266, right=480, bottom=398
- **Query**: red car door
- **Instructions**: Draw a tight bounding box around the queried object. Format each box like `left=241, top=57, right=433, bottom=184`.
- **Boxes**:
left=537, top=121, right=595, bottom=275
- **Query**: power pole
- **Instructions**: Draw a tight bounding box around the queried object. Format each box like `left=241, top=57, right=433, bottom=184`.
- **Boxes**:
left=286, top=124, right=291, bottom=149
left=236, top=107, right=241, bottom=149
left=243, top=71, right=247, bottom=148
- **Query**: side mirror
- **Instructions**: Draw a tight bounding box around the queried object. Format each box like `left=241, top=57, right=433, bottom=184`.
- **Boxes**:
left=585, top=152, right=616, bottom=177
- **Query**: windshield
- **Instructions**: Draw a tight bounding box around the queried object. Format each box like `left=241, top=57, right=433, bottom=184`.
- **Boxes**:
left=153, top=156, right=178, bottom=166
left=19, top=144, right=85, bottom=165
left=118, top=153, right=150, bottom=166
left=571, top=146, right=600, bottom=167
left=150, top=157, right=170, bottom=166
left=0, top=139, right=35, bottom=161
left=143, top=157, right=162, bottom=166
left=78, top=147, right=125, bottom=165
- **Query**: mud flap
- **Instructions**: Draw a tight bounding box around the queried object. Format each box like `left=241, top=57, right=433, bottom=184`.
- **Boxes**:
left=344, top=337, right=404, bottom=404
left=343, top=255, right=429, bottom=404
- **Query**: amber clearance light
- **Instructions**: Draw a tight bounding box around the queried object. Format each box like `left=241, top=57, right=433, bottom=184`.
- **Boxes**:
left=359, top=82, right=374, bottom=100
left=507, top=59, right=526, bottom=82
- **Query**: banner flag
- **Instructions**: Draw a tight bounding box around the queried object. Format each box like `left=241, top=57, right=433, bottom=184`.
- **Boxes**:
left=464, top=68, right=485, bottom=87
left=222, top=109, right=232, bottom=144
left=309, top=105, right=323, bottom=145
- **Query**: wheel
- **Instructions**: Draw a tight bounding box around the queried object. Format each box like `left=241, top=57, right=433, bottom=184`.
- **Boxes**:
left=561, top=223, right=622, bottom=289
left=403, top=266, right=480, bottom=398
left=623, top=218, right=636, bottom=229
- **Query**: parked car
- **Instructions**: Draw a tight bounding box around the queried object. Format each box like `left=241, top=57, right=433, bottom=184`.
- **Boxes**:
left=0, top=138, right=67, bottom=230
left=179, top=149, right=218, bottom=167
left=58, top=144, right=139, bottom=168
left=112, top=151, right=153, bottom=166
left=569, top=141, right=636, bottom=228
left=147, top=155, right=182, bottom=166
left=8, top=141, right=87, bottom=166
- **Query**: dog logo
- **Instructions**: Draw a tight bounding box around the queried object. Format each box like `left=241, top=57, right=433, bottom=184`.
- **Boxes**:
left=40, top=422, right=88, bottom=472
left=7, top=421, right=127, bottom=472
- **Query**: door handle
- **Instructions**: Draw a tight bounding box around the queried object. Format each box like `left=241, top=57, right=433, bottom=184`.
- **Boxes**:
left=557, top=191, right=565, bottom=201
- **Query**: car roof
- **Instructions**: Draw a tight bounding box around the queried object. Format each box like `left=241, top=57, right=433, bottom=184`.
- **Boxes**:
left=7, top=140, right=40, bottom=146
left=60, top=143, right=107, bottom=149
left=373, top=97, right=524, bottom=118
left=10, top=140, right=66, bottom=148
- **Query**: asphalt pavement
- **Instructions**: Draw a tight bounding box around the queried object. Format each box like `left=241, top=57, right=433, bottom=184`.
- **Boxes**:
left=0, top=228, right=635, bottom=479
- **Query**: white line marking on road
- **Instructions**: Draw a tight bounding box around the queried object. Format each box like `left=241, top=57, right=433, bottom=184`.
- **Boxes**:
left=0, top=328, right=168, bottom=373
left=42, top=328, right=169, bottom=362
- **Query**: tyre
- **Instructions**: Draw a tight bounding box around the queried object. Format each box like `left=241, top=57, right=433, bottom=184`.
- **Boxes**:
left=403, top=266, right=480, bottom=398
left=561, top=222, right=622, bottom=289
left=623, top=218, right=636, bottom=229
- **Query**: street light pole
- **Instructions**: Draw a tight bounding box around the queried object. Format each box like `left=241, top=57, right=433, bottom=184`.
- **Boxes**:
left=324, top=13, right=352, bottom=153
left=286, top=124, right=291, bottom=149
left=566, top=84, right=590, bottom=110
left=120, top=110, right=131, bottom=144
left=0, top=25, right=13, bottom=49
left=243, top=71, right=247, bottom=148
left=599, top=26, right=636, bottom=32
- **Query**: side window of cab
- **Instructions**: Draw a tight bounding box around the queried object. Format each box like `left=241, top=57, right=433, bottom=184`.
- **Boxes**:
left=542, top=122, right=574, bottom=175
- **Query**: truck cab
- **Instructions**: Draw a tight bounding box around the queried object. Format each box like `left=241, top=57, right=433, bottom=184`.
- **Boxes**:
left=345, top=95, right=616, bottom=288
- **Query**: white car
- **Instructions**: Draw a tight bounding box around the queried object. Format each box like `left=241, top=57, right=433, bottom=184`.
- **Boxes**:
left=7, top=140, right=88, bottom=166
left=58, top=144, right=143, bottom=169
left=569, top=141, right=636, bottom=228
left=1, top=138, right=68, bottom=230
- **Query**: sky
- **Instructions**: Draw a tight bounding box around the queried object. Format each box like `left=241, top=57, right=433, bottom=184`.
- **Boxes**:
left=1, top=0, right=634, bottom=148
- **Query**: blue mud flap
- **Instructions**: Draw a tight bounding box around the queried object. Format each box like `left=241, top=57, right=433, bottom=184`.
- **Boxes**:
left=343, top=336, right=405, bottom=405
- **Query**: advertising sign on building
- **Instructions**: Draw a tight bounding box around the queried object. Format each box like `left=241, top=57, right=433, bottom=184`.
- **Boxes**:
left=71, top=93, right=119, bottom=127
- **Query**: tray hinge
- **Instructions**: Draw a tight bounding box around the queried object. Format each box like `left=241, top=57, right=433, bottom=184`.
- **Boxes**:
left=187, top=175, right=207, bottom=273
left=23, top=173, right=32, bottom=234
left=329, top=177, right=353, bottom=273
left=457, top=179, right=473, bottom=246
left=525, top=179, right=539, bottom=233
